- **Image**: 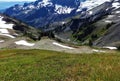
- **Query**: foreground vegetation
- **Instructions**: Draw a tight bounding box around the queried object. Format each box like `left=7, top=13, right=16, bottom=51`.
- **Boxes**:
left=0, top=49, right=120, bottom=81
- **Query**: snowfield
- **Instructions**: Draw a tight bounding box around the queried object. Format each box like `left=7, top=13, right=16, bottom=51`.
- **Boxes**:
left=0, top=40, right=4, bottom=43
left=0, top=16, right=15, bottom=38
left=0, top=29, right=9, bottom=33
left=79, top=0, right=111, bottom=11
left=15, top=40, right=35, bottom=46
left=0, top=17, right=14, bottom=29
left=55, top=4, right=74, bottom=14
left=112, top=2, right=120, bottom=9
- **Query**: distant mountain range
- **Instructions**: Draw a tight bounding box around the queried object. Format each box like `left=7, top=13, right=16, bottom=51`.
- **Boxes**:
left=4, top=0, right=111, bottom=28
left=3, top=0, right=120, bottom=47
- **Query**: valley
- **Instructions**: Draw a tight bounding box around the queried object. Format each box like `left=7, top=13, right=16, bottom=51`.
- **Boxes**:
left=0, top=0, right=120, bottom=81
left=0, top=13, right=116, bottom=54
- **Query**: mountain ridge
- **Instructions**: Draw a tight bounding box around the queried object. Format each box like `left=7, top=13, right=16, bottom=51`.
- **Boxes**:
left=4, top=0, right=120, bottom=47
left=49, top=0, right=120, bottom=47
left=4, top=0, right=111, bottom=28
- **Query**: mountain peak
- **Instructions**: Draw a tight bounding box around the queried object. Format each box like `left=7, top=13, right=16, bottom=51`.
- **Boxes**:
left=4, top=0, right=115, bottom=28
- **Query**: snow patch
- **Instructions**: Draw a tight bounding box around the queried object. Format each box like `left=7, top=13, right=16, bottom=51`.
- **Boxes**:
left=103, top=46, right=117, bottom=50
left=61, top=21, right=66, bottom=24
left=79, top=0, right=111, bottom=12
left=112, top=2, right=120, bottom=9
left=0, top=17, right=14, bottom=29
left=0, top=29, right=9, bottom=34
left=15, top=40, right=35, bottom=46
left=116, top=11, right=120, bottom=13
left=0, top=40, right=4, bottom=43
left=107, top=15, right=115, bottom=18
left=0, top=34, right=15, bottom=38
left=105, top=20, right=112, bottom=23
left=92, top=49, right=105, bottom=53
left=115, top=0, right=119, bottom=1
left=89, top=11, right=93, bottom=15
left=38, top=0, right=53, bottom=7
left=28, top=5, right=35, bottom=9
left=24, top=10, right=32, bottom=14
left=55, top=4, right=74, bottom=14
left=53, top=42, right=75, bottom=49
left=0, top=16, right=16, bottom=38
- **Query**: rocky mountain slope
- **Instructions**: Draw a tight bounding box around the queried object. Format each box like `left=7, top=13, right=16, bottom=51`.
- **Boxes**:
left=0, top=14, right=41, bottom=48
left=0, top=14, right=99, bottom=53
left=4, top=0, right=111, bottom=28
left=51, top=0, right=120, bottom=47
left=4, top=0, right=120, bottom=47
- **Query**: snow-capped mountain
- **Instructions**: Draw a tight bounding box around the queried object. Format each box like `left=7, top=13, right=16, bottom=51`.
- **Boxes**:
left=51, top=0, right=120, bottom=47
left=4, top=0, right=112, bottom=28
left=2, top=0, right=120, bottom=47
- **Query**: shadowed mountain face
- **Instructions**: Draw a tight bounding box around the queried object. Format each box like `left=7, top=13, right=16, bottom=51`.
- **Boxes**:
left=4, top=0, right=110, bottom=28
left=49, top=0, right=120, bottom=47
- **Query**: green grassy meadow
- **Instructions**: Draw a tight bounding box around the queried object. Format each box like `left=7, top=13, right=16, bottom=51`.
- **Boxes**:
left=0, top=49, right=120, bottom=81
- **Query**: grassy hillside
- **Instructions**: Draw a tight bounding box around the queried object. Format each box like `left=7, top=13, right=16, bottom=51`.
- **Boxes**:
left=0, top=49, right=120, bottom=81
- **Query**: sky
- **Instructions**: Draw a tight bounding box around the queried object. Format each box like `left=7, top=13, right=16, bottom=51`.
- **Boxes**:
left=0, top=0, right=36, bottom=10
left=0, top=0, right=36, bottom=2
